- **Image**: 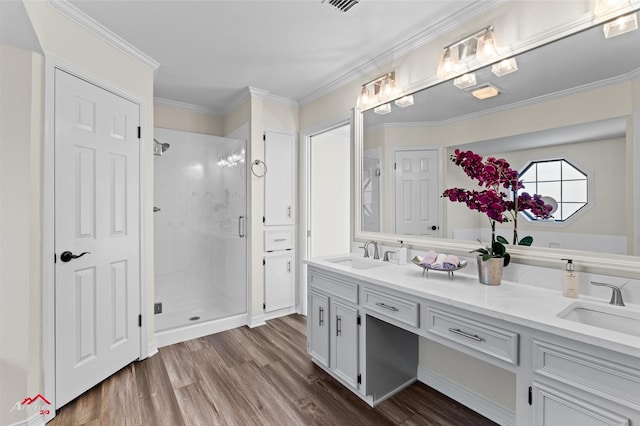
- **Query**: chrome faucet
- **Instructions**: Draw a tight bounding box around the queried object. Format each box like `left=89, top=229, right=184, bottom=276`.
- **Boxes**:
left=383, top=250, right=395, bottom=262
left=591, top=281, right=625, bottom=306
left=360, top=241, right=379, bottom=259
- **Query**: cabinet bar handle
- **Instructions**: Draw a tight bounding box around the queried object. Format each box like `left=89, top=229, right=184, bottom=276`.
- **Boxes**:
left=375, top=302, right=399, bottom=312
left=319, top=307, right=324, bottom=326
left=287, top=206, right=291, bottom=218
left=287, top=260, right=291, bottom=273
left=274, top=238, right=287, bottom=242
left=238, top=216, right=246, bottom=238
left=448, top=328, right=483, bottom=342
left=336, top=315, right=342, bottom=336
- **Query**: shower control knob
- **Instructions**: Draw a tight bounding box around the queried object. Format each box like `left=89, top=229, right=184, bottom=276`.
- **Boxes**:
left=60, top=251, right=91, bottom=262
left=153, top=207, right=161, bottom=212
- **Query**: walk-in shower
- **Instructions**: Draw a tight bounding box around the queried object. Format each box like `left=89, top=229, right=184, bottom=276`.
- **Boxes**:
left=153, top=127, right=247, bottom=345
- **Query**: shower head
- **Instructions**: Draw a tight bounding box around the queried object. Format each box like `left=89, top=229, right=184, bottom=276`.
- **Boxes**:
left=153, top=139, right=170, bottom=156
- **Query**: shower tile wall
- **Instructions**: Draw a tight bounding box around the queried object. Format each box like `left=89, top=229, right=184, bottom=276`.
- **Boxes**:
left=154, top=127, right=246, bottom=331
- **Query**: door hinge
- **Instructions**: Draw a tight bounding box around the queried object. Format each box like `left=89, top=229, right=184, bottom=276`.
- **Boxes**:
left=357, top=374, right=362, bottom=385
left=137, top=126, right=141, bottom=139
left=393, top=162, right=397, bottom=170
left=528, top=386, right=532, bottom=405
left=138, top=314, right=142, bottom=327
left=263, top=303, right=266, bottom=310
left=263, top=216, right=266, bottom=223
left=54, top=253, right=57, bottom=263
left=263, top=258, right=266, bottom=266
left=263, top=133, right=266, bottom=141
left=357, top=315, right=361, bottom=325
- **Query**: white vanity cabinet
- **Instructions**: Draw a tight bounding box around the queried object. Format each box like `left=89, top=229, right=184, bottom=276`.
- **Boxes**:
left=307, top=268, right=361, bottom=391
left=529, top=337, right=640, bottom=426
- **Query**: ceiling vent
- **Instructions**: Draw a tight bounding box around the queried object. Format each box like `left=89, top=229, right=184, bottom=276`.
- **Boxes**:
left=322, top=0, right=360, bottom=13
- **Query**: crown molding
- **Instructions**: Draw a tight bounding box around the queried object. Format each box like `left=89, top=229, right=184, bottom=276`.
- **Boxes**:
left=154, top=97, right=219, bottom=116
left=49, top=0, right=160, bottom=71
left=298, top=0, right=506, bottom=107
left=224, top=86, right=298, bottom=115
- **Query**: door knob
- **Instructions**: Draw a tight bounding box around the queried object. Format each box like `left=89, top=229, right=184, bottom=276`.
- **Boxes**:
left=431, top=225, right=438, bottom=231
left=60, top=251, right=91, bottom=262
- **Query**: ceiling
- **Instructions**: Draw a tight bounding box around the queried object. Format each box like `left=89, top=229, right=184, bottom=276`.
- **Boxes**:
left=63, top=0, right=479, bottom=114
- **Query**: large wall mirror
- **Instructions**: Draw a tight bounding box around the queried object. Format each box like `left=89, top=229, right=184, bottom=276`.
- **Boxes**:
left=356, top=17, right=640, bottom=268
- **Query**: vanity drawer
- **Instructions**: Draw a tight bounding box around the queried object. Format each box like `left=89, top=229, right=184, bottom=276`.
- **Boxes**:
left=362, top=287, right=419, bottom=328
left=264, top=230, right=293, bottom=251
left=309, top=271, right=358, bottom=304
left=426, top=307, right=519, bottom=365
left=533, top=339, right=640, bottom=408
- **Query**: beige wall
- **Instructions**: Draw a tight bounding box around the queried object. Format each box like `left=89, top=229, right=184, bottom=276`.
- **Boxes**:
left=0, top=44, right=44, bottom=426
left=154, top=103, right=224, bottom=136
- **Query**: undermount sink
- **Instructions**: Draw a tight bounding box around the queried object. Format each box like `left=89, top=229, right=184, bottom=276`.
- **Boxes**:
left=557, top=301, right=640, bottom=337
left=328, top=256, right=386, bottom=270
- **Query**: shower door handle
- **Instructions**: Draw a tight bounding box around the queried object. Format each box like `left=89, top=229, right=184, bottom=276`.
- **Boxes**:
left=238, top=216, right=246, bottom=238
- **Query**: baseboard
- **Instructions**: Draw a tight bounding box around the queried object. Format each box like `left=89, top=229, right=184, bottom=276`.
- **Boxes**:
left=154, top=313, right=247, bottom=347
left=247, top=313, right=266, bottom=328
left=146, top=341, right=159, bottom=358
left=417, top=367, right=515, bottom=426
left=263, top=306, right=296, bottom=322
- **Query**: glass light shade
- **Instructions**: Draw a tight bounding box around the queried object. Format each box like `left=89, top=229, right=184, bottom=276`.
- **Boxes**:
left=476, top=29, right=498, bottom=62
left=373, top=103, right=391, bottom=115
left=594, top=0, right=631, bottom=18
left=394, top=95, right=414, bottom=108
left=472, top=85, right=500, bottom=99
left=453, top=73, right=477, bottom=89
left=437, top=47, right=459, bottom=79
left=492, top=57, right=518, bottom=77
left=603, top=13, right=638, bottom=38
left=357, top=85, right=372, bottom=109
left=379, top=75, right=397, bottom=101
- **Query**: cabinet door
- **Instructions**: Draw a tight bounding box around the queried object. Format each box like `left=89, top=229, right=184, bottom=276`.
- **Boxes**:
left=532, top=382, right=630, bottom=426
left=264, top=252, right=294, bottom=312
left=308, top=291, right=329, bottom=367
left=332, top=300, right=359, bottom=389
left=264, top=130, right=294, bottom=226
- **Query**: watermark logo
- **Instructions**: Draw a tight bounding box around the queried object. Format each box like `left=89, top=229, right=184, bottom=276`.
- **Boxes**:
left=10, top=394, right=51, bottom=416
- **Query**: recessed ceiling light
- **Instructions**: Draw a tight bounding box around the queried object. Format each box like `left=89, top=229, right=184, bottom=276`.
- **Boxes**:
left=472, top=85, right=500, bottom=99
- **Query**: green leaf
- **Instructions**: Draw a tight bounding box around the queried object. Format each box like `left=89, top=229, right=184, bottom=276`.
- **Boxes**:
left=482, top=253, right=492, bottom=262
left=518, top=236, right=533, bottom=246
left=503, top=253, right=511, bottom=267
left=470, top=248, right=488, bottom=255
left=492, top=241, right=507, bottom=257
left=496, top=235, right=509, bottom=245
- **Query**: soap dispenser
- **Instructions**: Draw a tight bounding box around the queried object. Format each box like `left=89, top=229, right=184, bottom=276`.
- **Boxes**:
left=562, top=258, right=579, bottom=298
left=396, top=241, right=407, bottom=265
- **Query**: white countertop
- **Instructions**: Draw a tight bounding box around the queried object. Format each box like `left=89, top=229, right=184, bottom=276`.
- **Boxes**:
left=304, top=254, right=640, bottom=358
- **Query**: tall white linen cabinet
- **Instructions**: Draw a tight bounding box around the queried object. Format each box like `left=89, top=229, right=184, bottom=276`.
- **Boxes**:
left=263, top=130, right=296, bottom=317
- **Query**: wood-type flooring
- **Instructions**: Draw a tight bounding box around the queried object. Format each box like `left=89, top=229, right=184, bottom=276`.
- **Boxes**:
left=49, top=314, right=498, bottom=426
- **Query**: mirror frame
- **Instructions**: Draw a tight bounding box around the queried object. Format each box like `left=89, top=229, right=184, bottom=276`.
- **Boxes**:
left=353, top=19, right=640, bottom=277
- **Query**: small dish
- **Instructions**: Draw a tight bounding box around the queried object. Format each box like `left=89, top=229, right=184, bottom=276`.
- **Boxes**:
left=411, top=256, right=467, bottom=280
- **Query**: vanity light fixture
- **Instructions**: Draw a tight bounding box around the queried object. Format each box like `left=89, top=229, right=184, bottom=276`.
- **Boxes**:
left=472, top=84, right=500, bottom=100
left=356, top=71, right=398, bottom=110
left=373, top=103, right=392, bottom=115
left=491, top=57, right=518, bottom=77
left=394, top=95, right=414, bottom=108
left=603, top=13, right=638, bottom=38
left=453, top=73, right=477, bottom=89
left=436, top=26, right=501, bottom=79
left=594, top=0, right=638, bottom=38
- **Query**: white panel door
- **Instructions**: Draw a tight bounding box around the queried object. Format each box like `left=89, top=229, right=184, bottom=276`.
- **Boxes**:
left=264, top=251, right=294, bottom=312
left=394, top=149, right=440, bottom=236
left=264, top=131, right=294, bottom=226
left=54, top=69, right=141, bottom=408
